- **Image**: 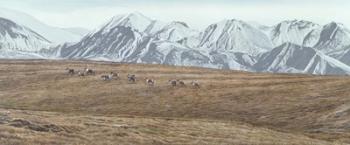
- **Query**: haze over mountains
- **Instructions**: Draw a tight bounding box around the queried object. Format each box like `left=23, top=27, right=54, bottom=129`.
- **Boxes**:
left=1, top=9, right=350, bottom=75
left=0, top=8, right=86, bottom=43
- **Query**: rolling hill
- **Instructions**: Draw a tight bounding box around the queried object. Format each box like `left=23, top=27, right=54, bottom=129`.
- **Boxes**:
left=1, top=60, right=350, bottom=144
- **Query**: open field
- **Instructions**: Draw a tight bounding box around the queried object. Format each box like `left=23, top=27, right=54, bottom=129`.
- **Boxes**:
left=0, top=109, right=333, bottom=145
left=1, top=60, right=350, bottom=144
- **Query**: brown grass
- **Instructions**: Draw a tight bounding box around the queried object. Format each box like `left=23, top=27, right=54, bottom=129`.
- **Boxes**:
left=0, top=59, right=350, bottom=144
left=0, top=109, right=336, bottom=145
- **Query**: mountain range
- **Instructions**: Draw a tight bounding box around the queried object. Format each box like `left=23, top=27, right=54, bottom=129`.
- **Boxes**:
left=1, top=9, right=350, bottom=75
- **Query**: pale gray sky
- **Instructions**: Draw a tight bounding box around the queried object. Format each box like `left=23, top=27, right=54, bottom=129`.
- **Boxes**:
left=0, top=0, right=349, bottom=30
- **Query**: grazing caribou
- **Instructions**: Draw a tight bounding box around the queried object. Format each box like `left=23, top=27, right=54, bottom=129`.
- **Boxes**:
left=191, top=81, right=200, bottom=89
left=77, top=71, right=85, bottom=77
left=101, top=72, right=115, bottom=81
left=114, top=72, right=120, bottom=80
left=66, top=68, right=75, bottom=75
left=177, top=80, right=186, bottom=87
left=127, top=74, right=136, bottom=83
left=85, top=68, right=95, bottom=75
left=168, top=80, right=177, bottom=87
left=145, top=78, right=155, bottom=86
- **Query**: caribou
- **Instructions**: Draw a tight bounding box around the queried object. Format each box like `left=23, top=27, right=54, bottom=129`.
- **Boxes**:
left=101, top=72, right=115, bottom=81
left=145, top=78, right=155, bottom=86
left=168, top=80, right=177, bottom=87
left=62, top=66, right=203, bottom=89
left=85, top=68, right=95, bottom=75
left=66, top=68, right=75, bottom=75
left=177, top=80, right=186, bottom=87
left=127, top=74, right=136, bottom=83
left=191, top=81, right=200, bottom=89
left=77, top=71, right=85, bottom=77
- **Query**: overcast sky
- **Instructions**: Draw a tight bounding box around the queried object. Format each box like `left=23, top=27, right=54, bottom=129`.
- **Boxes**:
left=0, top=0, right=349, bottom=30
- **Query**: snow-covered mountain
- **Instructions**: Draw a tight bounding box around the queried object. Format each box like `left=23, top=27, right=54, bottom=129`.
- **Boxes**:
left=153, top=21, right=200, bottom=47
left=131, top=41, right=256, bottom=70
left=0, top=17, right=51, bottom=52
left=0, top=8, right=84, bottom=43
left=328, top=45, right=350, bottom=66
left=269, top=20, right=320, bottom=47
left=97, top=12, right=166, bottom=35
left=58, top=13, right=154, bottom=59
left=313, top=22, right=350, bottom=53
left=2, top=10, right=350, bottom=75
left=198, top=19, right=273, bottom=56
left=254, top=43, right=350, bottom=75
left=42, top=13, right=350, bottom=75
left=49, top=13, right=255, bottom=71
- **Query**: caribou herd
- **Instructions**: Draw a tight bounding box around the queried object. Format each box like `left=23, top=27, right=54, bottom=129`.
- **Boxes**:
left=65, top=67, right=200, bottom=88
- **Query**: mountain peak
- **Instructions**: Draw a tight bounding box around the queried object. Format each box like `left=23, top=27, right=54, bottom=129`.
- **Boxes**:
left=125, top=12, right=151, bottom=21
left=324, top=22, right=346, bottom=30
left=0, top=17, right=51, bottom=52
left=0, top=17, right=19, bottom=29
left=212, top=19, right=253, bottom=31
left=223, top=19, right=246, bottom=25
left=283, top=19, right=315, bottom=24
left=110, top=12, right=152, bottom=23
left=314, top=21, right=350, bottom=52
left=270, top=19, right=321, bottom=47
left=278, top=19, right=319, bottom=28
left=170, top=21, right=189, bottom=28
left=0, top=8, right=84, bottom=43
left=105, top=12, right=154, bottom=32
left=199, top=19, right=273, bottom=55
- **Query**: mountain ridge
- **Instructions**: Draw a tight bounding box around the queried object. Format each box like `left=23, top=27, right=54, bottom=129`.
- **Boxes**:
left=0, top=7, right=85, bottom=43
left=1, top=11, right=350, bottom=75
left=0, top=17, right=51, bottom=53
